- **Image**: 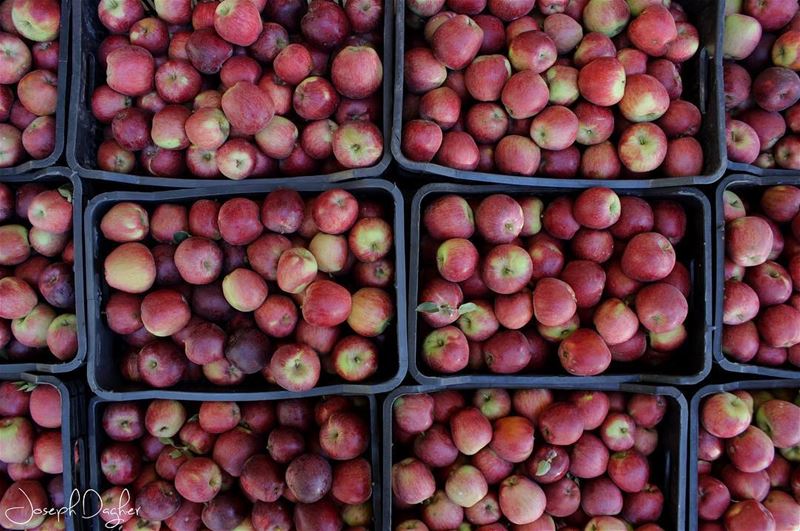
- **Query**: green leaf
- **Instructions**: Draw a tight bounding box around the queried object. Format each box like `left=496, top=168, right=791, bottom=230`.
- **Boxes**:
left=158, top=437, right=174, bottom=446
left=169, top=449, right=184, bottom=459
left=416, top=302, right=440, bottom=313
left=16, top=382, right=37, bottom=393
left=535, top=459, right=551, bottom=477
left=458, top=302, right=478, bottom=314
left=173, top=231, right=190, bottom=244
left=57, top=185, right=73, bottom=203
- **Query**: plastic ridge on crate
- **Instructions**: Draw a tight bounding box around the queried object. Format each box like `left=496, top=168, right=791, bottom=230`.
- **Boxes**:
left=714, top=173, right=800, bottom=378
left=0, top=167, right=87, bottom=374
left=687, top=379, right=800, bottom=531
left=86, top=393, right=381, bottom=531
left=407, top=183, right=712, bottom=386
left=66, top=0, right=393, bottom=188
left=0, top=0, right=70, bottom=177
left=0, top=373, right=84, bottom=531
left=390, top=0, right=726, bottom=188
left=84, top=178, right=407, bottom=399
left=728, top=160, right=800, bottom=177
left=382, top=383, right=688, bottom=531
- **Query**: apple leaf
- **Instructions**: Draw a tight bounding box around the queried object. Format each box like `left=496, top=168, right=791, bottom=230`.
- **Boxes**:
left=458, top=302, right=478, bottom=314
left=158, top=437, right=175, bottom=446
left=416, top=302, right=440, bottom=313
left=15, top=382, right=37, bottom=393
left=535, top=460, right=551, bottom=476
left=169, top=449, right=184, bottom=459
left=57, top=185, right=73, bottom=203
left=173, top=231, right=190, bottom=244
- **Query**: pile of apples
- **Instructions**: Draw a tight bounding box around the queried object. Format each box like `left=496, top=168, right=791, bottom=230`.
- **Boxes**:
left=697, top=388, right=800, bottom=530
left=99, top=188, right=395, bottom=391
left=0, top=382, right=68, bottom=530
left=721, top=184, right=800, bottom=371
left=0, top=0, right=61, bottom=168
left=391, top=388, right=671, bottom=530
left=96, top=396, right=374, bottom=529
left=722, top=1, right=800, bottom=169
left=91, top=0, right=384, bottom=179
left=416, top=187, right=692, bottom=377
left=0, top=182, right=79, bottom=365
left=400, top=0, right=705, bottom=180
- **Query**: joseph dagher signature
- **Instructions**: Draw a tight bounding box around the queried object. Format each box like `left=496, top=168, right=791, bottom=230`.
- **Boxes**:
left=2, top=487, right=140, bottom=529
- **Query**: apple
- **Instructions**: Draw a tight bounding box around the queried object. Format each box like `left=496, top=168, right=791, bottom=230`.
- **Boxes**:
left=111, top=108, right=151, bottom=151
left=0, top=480, right=47, bottom=529
left=568, top=432, right=609, bottom=480
left=301, top=0, right=351, bottom=50
left=332, top=120, right=383, bottom=168
left=628, top=5, right=677, bottom=56
left=319, top=410, right=368, bottom=459
left=530, top=105, right=578, bottom=150
left=11, top=0, right=59, bottom=42
left=508, top=30, right=557, bottom=73
left=578, top=57, right=625, bottom=107
left=620, top=74, right=670, bottom=123
left=498, top=475, right=546, bottom=525
left=481, top=244, right=533, bottom=294
left=724, top=14, right=763, bottom=61
left=702, top=392, right=752, bottom=438
left=106, top=45, right=155, bottom=97
left=331, top=45, right=382, bottom=99
left=392, top=457, right=436, bottom=505
left=98, top=0, right=146, bottom=33
left=221, top=81, right=274, bottom=135
left=755, top=399, right=800, bottom=449
left=574, top=31, right=617, bottom=67
left=0, top=32, right=30, bottom=85
left=269, top=343, right=320, bottom=391
left=501, top=70, right=549, bottom=119
left=431, top=15, right=483, bottom=70
left=493, top=134, right=541, bottom=176
left=212, top=0, right=262, bottom=47
left=753, top=67, right=800, bottom=112
left=724, top=500, right=776, bottom=531
left=557, top=328, right=611, bottom=375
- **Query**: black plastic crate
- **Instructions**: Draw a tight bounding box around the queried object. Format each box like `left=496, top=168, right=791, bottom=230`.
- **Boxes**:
left=0, top=167, right=87, bottom=374
left=688, top=379, right=800, bottom=531
left=84, top=178, right=407, bottom=399
left=407, top=183, right=712, bottom=386
left=0, top=373, right=84, bottom=531
left=391, top=0, right=725, bottom=188
left=382, top=383, right=688, bottom=530
left=86, top=393, right=380, bottom=531
left=66, top=0, right=392, bottom=188
left=0, top=0, right=70, bottom=177
left=714, top=173, right=800, bottom=378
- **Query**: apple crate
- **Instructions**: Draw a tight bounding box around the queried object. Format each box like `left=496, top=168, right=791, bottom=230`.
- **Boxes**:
left=714, top=173, right=800, bottom=379
left=382, top=383, right=688, bottom=530
left=86, top=393, right=380, bottom=531
left=407, top=183, right=713, bottom=387
left=0, top=167, right=87, bottom=375
left=391, top=0, right=725, bottom=189
left=66, top=0, right=393, bottom=188
left=0, top=0, right=70, bottom=177
left=688, top=379, right=800, bottom=531
left=0, top=373, right=84, bottom=531
left=84, top=178, right=407, bottom=399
